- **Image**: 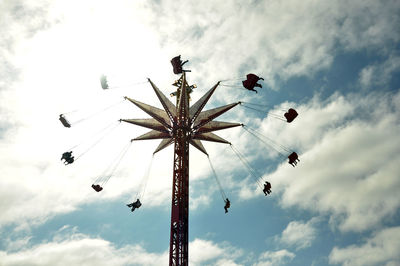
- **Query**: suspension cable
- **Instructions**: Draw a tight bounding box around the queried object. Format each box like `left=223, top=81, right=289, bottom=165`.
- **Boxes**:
left=243, top=127, right=287, bottom=159
left=244, top=125, right=291, bottom=154
left=134, top=155, right=154, bottom=201
left=67, top=120, right=120, bottom=151
left=229, top=144, right=264, bottom=189
left=219, top=84, right=244, bottom=88
left=241, top=104, right=267, bottom=114
left=72, top=99, right=126, bottom=125
left=240, top=101, right=271, bottom=108
left=219, top=77, right=245, bottom=82
left=109, top=80, right=149, bottom=89
left=62, top=109, right=79, bottom=115
left=240, top=104, right=287, bottom=122
left=139, top=155, right=154, bottom=201
left=74, top=121, right=121, bottom=161
left=98, top=141, right=133, bottom=187
left=207, top=156, right=227, bottom=202
left=241, top=102, right=289, bottom=112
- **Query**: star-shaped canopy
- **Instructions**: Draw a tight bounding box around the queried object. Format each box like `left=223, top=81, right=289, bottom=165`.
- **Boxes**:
left=121, top=74, right=241, bottom=156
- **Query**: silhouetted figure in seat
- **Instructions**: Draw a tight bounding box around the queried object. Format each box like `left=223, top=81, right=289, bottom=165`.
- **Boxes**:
left=59, top=114, right=71, bottom=128
left=61, top=151, right=74, bottom=165
left=288, top=152, right=300, bottom=167
left=284, top=108, right=298, bottom=123
left=100, top=74, right=109, bottom=89
left=127, top=199, right=142, bottom=212
left=263, top=181, right=272, bottom=195
left=171, top=55, right=189, bottom=74
left=242, top=74, right=264, bottom=93
left=92, top=184, right=103, bottom=192
left=224, top=198, right=230, bottom=213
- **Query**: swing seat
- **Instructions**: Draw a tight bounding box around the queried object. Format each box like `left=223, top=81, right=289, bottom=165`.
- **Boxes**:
left=59, top=115, right=71, bottom=128
left=92, top=184, right=103, bottom=192
left=171, top=55, right=189, bottom=74
left=284, top=108, right=298, bottom=123
left=288, top=152, right=299, bottom=165
left=100, top=75, right=109, bottom=89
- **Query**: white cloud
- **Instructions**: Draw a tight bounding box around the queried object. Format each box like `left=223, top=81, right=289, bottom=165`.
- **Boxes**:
left=215, top=258, right=243, bottom=266
left=0, top=234, right=168, bottom=266
left=359, top=66, right=374, bottom=88
left=0, top=231, right=247, bottom=266
left=277, top=218, right=319, bottom=250
left=254, top=249, right=295, bottom=266
left=264, top=90, right=400, bottom=232
left=136, top=0, right=400, bottom=91
left=189, top=238, right=225, bottom=265
left=329, top=226, right=400, bottom=266
left=189, top=238, right=244, bottom=266
left=189, top=194, right=211, bottom=210
left=359, top=53, right=400, bottom=88
left=2, top=236, right=32, bottom=253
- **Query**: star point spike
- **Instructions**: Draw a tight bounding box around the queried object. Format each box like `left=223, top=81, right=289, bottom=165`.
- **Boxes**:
left=122, top=73, right=240, bottom=155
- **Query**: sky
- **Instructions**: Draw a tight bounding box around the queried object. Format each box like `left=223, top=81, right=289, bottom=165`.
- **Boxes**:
left=0, top=0, right=400, bottom=265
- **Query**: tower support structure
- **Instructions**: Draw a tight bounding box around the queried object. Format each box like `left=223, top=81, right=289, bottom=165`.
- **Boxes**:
left=169, top=74, right=190, bottom=265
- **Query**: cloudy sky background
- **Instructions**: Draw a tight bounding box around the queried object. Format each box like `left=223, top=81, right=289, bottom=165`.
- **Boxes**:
left=1, top=0, right=400, bottom=265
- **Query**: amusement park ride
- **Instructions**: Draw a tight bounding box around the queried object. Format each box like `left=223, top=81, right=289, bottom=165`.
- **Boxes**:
left=60, top=55, right=299, bottom=266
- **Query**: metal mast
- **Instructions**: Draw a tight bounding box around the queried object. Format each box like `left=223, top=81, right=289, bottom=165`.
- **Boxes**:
left=121, top=72, right=241, bottom=266
left=169, top=73, right=190, bottom=265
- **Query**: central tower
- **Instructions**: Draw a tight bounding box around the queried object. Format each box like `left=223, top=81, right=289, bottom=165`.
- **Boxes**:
left=122, top=72, right=241, bottom=265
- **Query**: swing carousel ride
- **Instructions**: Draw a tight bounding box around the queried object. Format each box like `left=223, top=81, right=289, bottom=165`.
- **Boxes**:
left=59, top=55, right=299, bottom=266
